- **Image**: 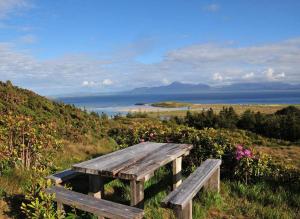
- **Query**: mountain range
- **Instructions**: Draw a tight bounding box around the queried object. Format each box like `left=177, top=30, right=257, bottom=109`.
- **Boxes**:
left=126, top=81, right=300, bottom=94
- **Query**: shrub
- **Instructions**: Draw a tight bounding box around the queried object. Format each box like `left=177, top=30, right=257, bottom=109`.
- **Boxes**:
left=21, top=169, right=63, bottom=219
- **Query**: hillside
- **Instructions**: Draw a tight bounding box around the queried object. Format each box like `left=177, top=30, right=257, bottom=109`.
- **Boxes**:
left=0, top=80, right=106, bottom=142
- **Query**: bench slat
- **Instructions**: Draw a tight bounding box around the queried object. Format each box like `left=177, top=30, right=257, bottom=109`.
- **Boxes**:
left=162, top=159, right=221, bottom=209
left=46, top=186, right=144, bottom=219
left=46, top=169, right=82, bottom=184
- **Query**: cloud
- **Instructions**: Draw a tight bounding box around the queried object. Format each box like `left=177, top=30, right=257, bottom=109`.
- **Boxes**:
left=0, top=37, right=300, bottom=95
left=203, top=3, right=220, bottom=12
left=82, top=81, right=97, bottom=87
left=161, top=78, right=170, bottom=85
left=243, top=72, right=255, bottom=79
left=102, top=79, right=113, bottom=86
left=0, top=0, right=31, bottom=19
left=265, top=68, right=285, bottom=81
left=213, top=73, right=223, bottom=81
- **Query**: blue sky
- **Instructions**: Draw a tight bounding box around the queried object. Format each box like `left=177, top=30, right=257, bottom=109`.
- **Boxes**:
left=0, top=0, right=300, bottom=95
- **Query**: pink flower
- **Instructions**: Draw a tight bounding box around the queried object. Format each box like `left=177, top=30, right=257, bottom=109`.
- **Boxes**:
left=150, top=133, right=154, bottom=137
left=236, top=150, right=244, bottom=160
left=236, top=144, right=243, bottom=151
left=140, top=139, right=145, bottom=142
left=244, top=149, right=252, bottom=158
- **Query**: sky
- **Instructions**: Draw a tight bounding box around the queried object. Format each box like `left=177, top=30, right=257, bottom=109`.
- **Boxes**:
left=0, top=0, right=300, bottom=95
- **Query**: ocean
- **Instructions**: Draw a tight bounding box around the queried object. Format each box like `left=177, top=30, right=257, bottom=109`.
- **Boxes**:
left=57, top=90, right=300, bottom=116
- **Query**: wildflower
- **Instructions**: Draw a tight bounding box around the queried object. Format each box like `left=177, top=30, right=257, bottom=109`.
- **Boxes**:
left=244, top=149, right=252, bottom=158
left=236, top=150, right=244, bottom=160
left=236, top=144, right=243, bottom=151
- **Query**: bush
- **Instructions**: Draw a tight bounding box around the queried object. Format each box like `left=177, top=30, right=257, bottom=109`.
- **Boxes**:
left=108, top=119, right=300, bottom=184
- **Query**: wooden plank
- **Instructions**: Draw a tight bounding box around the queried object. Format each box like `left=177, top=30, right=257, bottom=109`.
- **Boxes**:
left=119, top=143, right=193, bottom=180
left=172, top=156, right=182, bottom=190
left=46, top=169, right=82, bottom=184
left=72, top=142, right=166, bottom=176
left=46, top=186, right=144, bottom=219
left=162, top=159, right=221, bottom=210
left=130, top=180, right=144, bottom=208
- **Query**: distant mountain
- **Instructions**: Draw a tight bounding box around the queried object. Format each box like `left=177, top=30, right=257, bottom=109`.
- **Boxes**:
left=128, top=82, right=211, bottom=94
left=126, top=81, right=300, bottom=94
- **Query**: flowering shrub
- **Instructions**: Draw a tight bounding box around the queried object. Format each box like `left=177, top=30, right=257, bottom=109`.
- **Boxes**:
left=108, top=119, right=300, bottom=184
left=233, top=144, right=271, bottom=184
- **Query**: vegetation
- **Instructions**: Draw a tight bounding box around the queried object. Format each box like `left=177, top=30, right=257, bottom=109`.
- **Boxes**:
left=0, top=81, right=299, bottom=218
left=151, top=101, right=193, bottom=108
left=170, top=106, right=300, bottom=141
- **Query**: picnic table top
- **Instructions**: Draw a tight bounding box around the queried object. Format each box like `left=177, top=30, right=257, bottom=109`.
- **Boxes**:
left=72, top=142, right=193, bottom=181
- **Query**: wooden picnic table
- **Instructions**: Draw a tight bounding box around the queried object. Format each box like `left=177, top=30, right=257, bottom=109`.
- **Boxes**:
left=72, top=142, right=193, bottom=208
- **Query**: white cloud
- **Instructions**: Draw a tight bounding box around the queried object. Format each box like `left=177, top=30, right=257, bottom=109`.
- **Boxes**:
left=243, top=72, right=254, bottom=79
left=265, top=68, right=285, bottom=81
left=102, top=79, right=113, bottom=86
left=213, top=73, right=223, bottom=81
left=203, top=3, right=220, bottom=12
left=0, top=0, right=31, bottom=19
left=0, top=37, right=300, bottom=95
left=161, top=78, right=170, bottom=85
left=82, top=81, right=97, bottom=87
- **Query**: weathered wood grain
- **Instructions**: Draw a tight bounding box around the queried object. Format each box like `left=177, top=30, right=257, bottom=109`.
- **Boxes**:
left=72, top=142, right=165, bottom=176
left=46, top=169, right=82, bottom=184
left=118, top=143, right=193, bottom=180
left=46, top=186, right=144, bottom=219
left=172, top=156, right=182, bottom=190
left=162, top=159, right=221, bottom=210
left=130, top=180, right=144, bottom=208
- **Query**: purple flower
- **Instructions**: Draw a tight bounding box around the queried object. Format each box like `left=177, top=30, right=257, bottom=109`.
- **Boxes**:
left=236, top=150, right=244, bottom=160
left=244, top=149, right=252, bottom=158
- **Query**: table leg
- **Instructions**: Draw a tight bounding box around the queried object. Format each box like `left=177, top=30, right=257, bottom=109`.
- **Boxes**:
left=172, top=156, right=182, bottom=190
left=88, top=175, right=104, bottom=219
left=88, top=175, right=104, bottom=199
left=130, top=180, right=144, bottom=208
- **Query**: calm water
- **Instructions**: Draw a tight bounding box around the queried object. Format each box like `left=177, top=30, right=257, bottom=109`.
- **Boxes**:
left=58, top=91, right=300, bottom=115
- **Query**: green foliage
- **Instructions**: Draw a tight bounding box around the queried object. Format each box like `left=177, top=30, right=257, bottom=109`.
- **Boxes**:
left=126, top=111, right=148, bottom=118
left=173, top=106, right=300, bottom=141
left=21, top=170, right=63, bottom=219
left=0, top=113, right=61, bottom=172
left=108, top=119, right=300, bottom=184
left=0, top=81, right=107, bottom=143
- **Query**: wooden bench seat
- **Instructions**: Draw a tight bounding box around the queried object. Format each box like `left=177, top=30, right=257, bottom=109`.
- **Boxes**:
left=162, top=159, right=221, bottom=219
left=46, top=169, right=82, bottom=185
left=45, top=186, right=144, bottom=219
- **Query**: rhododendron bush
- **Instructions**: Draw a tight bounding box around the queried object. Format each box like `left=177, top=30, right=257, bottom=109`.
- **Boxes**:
left=108, top=119, right=299, bottom=184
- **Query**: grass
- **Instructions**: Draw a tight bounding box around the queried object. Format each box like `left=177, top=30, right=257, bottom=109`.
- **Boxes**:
left=255, top=145, right=300, bottom=169
left=151, top=101, right=194, bottom=108
left=147, top=102, right=300, bottom=118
